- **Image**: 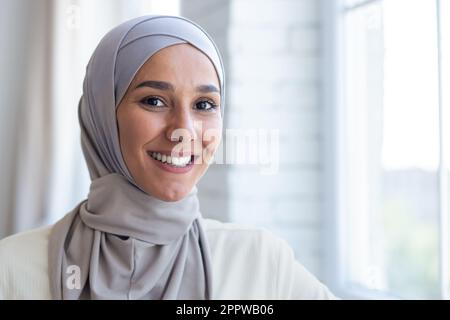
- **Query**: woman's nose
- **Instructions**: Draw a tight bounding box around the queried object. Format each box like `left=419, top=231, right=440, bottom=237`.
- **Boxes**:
left=166, top=108, right=199, bottom=143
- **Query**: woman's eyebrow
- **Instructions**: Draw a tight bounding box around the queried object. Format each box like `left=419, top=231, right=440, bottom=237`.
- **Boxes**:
left=135, top=80, right=219, bottom=93
left=135, top=80, right=173, bottom=91
left=196, top=84, right=220, bottom=94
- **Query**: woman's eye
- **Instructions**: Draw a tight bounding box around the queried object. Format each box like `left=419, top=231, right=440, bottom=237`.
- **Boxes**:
left=140, top=97, right=218, bottom=112
left=140, top=96, right=165, bottom=108
left=195, top=100, right=217, bottom=111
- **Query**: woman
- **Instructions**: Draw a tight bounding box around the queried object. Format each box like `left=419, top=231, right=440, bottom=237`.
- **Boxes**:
left=0, top=15, right=336, bottom=300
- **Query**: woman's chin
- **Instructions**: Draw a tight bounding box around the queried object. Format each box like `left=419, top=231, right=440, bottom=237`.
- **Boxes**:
left=145, top=182, right=191, bottom=202
left=160, top=191, right=188, bottom=202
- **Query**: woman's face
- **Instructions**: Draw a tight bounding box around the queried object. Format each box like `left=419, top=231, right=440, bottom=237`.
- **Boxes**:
left=117, top=43, right=222, bottom=201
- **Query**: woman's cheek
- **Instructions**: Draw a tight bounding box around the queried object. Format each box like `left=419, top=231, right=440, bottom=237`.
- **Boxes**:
left=201, top=121, right=222, bottom=164
left=131, top=109, right=164, bottom=144
left=203, top=143, right=216, bottom=164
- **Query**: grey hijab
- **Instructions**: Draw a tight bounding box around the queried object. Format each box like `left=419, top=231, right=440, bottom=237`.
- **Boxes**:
left=48, top=15, right=225, bottom=300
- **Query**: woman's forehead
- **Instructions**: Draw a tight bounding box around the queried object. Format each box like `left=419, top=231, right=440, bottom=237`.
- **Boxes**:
left=131, top=44, right=220, bottom=87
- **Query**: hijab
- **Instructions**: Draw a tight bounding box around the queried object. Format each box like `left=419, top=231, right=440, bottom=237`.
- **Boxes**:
left=47, top=15, right=225, bottom=300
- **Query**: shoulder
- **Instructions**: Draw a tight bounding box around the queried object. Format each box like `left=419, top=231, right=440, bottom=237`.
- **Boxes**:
left=200, top=218, right=292, bottom=298
left=201, top=218, right=338, bottom=299
left=0, top=224, right=52, bottom=255
left=202, top=217, right=285, bottom=254
left=201, top=217, right=294, bottom=257
left=202, top=217, right=280, bottom=240
left=0, top=225, right=52, bottom=299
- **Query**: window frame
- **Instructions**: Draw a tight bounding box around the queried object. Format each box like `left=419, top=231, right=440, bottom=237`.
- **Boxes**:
left=321, top=0, right=450, bottom=299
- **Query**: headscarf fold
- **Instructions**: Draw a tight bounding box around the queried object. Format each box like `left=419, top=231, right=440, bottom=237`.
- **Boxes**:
left=48, top=15, right=225, bottom=300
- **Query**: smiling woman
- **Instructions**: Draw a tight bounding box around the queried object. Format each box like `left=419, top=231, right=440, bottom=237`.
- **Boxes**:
left=117, top=43, right=222, bottom=201
left=0, top=15, right=337, bottom=300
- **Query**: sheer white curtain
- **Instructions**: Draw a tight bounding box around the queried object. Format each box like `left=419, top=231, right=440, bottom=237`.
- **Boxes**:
left=0, top=0, right=180, bottom=239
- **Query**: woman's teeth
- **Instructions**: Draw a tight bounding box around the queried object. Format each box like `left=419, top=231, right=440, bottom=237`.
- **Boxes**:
left=150, top=152, right=192, bottom=167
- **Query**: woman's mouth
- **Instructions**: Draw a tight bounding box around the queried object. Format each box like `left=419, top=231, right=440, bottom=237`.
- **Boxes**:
left=147, top=151, right=197, bottom=174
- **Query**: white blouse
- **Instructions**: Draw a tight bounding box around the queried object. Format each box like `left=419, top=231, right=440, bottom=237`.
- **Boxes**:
left=0, top=218, right=337, bottom=300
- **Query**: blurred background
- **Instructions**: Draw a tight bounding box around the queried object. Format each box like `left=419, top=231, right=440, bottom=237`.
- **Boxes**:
left=0, top=0, right=449, bottom=299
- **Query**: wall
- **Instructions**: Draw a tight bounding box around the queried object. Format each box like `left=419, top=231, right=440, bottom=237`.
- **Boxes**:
left=181, top=0, right=324, bottom=278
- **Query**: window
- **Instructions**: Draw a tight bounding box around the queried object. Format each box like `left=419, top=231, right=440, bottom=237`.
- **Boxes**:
left=325, top=0, right=450, bottom=299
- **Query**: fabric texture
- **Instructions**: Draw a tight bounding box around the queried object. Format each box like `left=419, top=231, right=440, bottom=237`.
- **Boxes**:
left=0, top=219, right=339, bottom=300
left=47, top=15, right=225, bottom=300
